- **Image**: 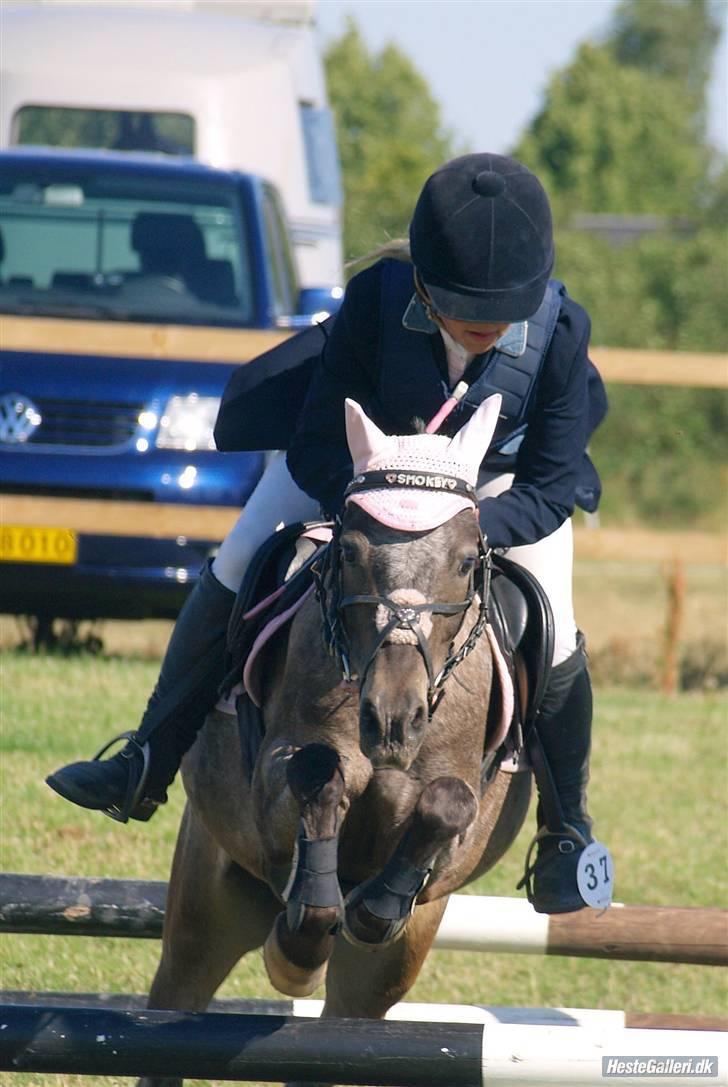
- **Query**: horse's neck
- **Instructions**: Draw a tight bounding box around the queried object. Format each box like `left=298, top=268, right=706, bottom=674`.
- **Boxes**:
left=264, top=597, right=347, bottom=715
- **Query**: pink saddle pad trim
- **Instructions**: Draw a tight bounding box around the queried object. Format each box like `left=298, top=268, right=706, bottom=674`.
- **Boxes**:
left=243, top=583, right=316, bottom=707
left=484, top=623, right=515, bottom=753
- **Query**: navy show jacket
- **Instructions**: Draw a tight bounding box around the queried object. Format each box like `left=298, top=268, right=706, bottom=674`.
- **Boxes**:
left=285, top=259, right=608, bottom=551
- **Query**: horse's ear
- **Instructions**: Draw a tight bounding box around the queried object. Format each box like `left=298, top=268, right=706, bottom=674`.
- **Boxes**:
left=447, top=393, right=503, bottom=465
left=345, top=398, right=394, bottom=471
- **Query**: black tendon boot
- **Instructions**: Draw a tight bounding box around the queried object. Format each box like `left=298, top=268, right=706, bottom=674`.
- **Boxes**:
left=46, top=560, right=235, bottom=822
left=523, top=634, right=596, bottom=914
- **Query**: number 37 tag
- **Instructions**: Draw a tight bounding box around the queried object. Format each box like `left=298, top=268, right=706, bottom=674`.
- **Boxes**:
left=576, top=840, right=614, bottom=910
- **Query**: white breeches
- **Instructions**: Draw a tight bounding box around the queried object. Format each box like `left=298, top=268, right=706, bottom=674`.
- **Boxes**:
left=477, top=472, right=578, bottom=666
left=212, top=454, right=578, bottom=667
left=212, top=451, right=320, bottom=593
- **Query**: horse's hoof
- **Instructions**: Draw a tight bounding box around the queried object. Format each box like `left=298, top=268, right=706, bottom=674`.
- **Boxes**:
left=342, top=912, right=408, bottom=949
left=286, top=743, right=344, bottom=809
left=263, top=916, right=329, bottom=997
left=342, top=890, right=409, bottom=950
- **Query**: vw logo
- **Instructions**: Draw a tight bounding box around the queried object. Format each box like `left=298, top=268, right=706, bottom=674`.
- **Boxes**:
left=0, top=392, right=42, bottom=444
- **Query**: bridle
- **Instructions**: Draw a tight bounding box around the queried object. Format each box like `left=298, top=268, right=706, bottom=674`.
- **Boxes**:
left=312, top=470, right=492, bottom=717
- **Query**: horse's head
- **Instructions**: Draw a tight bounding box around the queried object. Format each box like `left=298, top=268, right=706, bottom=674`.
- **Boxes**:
left=318, top=395, right=501, bottom=771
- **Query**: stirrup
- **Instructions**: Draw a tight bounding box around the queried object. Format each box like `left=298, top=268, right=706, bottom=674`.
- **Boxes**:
left=92, top=731, right=157, bottom=824
left=516, top=822, right=589, bottom=906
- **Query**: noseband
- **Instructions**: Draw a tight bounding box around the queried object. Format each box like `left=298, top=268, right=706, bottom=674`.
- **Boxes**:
left=312, top=471, right=491, bottom=717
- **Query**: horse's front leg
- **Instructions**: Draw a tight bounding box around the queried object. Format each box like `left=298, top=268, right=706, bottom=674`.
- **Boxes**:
left=344, top=775, right=478, bottom=947
left=261, top=742, right=349, bottom=996
left=283, top=896, right=450, bottom=1087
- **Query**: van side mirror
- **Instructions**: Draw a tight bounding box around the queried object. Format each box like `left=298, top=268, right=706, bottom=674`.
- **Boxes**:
left=276, top=285, right=344, bottom=329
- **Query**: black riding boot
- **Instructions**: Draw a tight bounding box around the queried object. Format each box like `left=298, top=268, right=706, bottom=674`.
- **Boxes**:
left=46, top=560, right=235, bottom=822
left=526, top=634, right=595, bottom=914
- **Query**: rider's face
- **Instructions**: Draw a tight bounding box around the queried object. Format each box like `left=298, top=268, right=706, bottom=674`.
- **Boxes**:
left=436, top=314, right=510, bottom=355
left=416, top=276, right=510, bottom=354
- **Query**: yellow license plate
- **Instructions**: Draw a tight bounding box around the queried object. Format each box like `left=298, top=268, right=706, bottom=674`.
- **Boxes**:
left=0, top=525, right=78, bottom=564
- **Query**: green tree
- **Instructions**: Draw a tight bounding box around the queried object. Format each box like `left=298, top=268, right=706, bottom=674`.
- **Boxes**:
left=324, top=20, right=456, bottom=262
left=510, top=0, right=727, bottom=529
left=514, top=43, right=712, bottom=217
left=609, top=0, right=722, bottom=114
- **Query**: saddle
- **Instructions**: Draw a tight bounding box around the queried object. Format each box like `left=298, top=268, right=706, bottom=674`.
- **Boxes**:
left=221, top=525, right=554, bottom=782
left=485, top=554, right=554, bottom=778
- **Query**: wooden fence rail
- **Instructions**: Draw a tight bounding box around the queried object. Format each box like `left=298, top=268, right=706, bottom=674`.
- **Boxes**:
left=590, top=347, right=728, bottom=389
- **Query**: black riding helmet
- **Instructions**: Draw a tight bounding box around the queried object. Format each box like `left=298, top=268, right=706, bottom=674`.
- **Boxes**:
left=409, top=153, right=554, bottom=324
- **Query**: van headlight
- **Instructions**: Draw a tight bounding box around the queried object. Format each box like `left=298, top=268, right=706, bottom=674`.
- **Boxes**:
left=156, top=395, right=220, bottom=451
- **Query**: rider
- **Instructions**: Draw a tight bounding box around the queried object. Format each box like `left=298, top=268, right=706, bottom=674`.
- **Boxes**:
left=47, top=152, right=608, bottom=915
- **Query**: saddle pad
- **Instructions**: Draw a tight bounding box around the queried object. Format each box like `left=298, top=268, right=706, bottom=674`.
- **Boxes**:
left=242, top=583, right=316, bottom=707
left=484, top=623, right=515, bottom=754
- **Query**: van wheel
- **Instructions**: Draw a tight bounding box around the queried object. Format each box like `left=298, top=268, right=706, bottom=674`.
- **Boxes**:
left=22, top=616, right=104, bottom=655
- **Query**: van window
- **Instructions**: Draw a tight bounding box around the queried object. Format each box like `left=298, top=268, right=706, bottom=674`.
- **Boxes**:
left=13, top=107, right=195, bottom=157
left=261, top=183, right=298, bottom=318
left=0, top=169, right=254, bottom=327
left=299, top=104, right=342, bottom=207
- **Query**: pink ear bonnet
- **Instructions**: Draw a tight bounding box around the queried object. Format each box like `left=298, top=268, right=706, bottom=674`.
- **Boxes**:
left=343, top=395, right=502, bottom=532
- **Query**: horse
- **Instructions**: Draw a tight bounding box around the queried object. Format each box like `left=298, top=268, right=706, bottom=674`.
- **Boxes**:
left=137, top=394, right=533, bottom=1087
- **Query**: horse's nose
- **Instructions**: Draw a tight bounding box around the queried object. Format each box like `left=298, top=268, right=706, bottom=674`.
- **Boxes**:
left=359, top=692, right=428, bottom=766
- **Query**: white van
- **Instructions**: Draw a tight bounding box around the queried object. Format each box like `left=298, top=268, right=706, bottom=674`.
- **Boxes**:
left=0, top=0, right=343, bottom=288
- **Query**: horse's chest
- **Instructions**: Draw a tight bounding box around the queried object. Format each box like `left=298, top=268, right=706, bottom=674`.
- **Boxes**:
left=340, top=770, right=420, bottom=873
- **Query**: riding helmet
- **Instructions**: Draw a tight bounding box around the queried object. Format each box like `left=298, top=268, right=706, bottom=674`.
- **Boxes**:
left=409, top=153, right=554, bottom=323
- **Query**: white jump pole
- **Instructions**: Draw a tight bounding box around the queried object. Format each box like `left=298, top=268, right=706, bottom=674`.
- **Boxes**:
left=437, top=893, right=552, bottom=952
left=291, top=1000, right=727, bottom=1085
left=294, top=998, right=627, bottom=1031
left=481, top=1024, right=727, bottom=1086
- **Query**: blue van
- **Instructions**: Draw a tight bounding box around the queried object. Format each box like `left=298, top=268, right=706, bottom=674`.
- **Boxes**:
left=0, top=148, right=339, bottom=629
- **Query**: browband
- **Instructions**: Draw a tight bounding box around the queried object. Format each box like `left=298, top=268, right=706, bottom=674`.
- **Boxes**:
left=345, top=469, right=477, bottom=503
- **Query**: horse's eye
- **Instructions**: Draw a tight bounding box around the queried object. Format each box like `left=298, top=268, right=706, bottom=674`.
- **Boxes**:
left=341, top=542, right=358, bottom=565
left=458, top=556, right=477, bottom=577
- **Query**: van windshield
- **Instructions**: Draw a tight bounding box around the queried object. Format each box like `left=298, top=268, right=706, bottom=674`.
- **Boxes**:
left=0, top=168, right=255, bottom=327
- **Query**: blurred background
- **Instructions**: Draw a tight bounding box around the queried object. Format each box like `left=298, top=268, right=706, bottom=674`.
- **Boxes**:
left=1, top=5, right=726, bottom=1064
left=1, top=0, right=726, bottom=685
left=316, top=0, right=728, bottom=690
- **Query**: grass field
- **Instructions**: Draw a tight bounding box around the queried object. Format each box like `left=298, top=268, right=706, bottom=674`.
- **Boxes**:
left=1, top=568, right=727, bottom=1086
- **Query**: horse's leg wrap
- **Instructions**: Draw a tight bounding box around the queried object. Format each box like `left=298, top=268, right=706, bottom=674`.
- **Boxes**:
left=283, top=832, right=343, bottom=933
left=344, top=776, right=478, bottom=948
left=343, top=859, right=432, bottom=947
left=263, top=743, right=345, bottom=996
left=283, top=745, right=346, bottom=932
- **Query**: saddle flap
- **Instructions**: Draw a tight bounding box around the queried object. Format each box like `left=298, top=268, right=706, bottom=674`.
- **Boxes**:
left=490, top=573, right=528, bottom=650
left=488, top=553, right=555, bottom=734
left=223, top=521, right=333, bottom=701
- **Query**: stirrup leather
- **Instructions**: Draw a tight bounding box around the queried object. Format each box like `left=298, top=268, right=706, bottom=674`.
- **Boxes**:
left=91, top=731, right=156, bottom=824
